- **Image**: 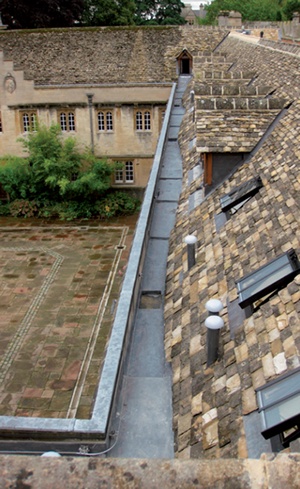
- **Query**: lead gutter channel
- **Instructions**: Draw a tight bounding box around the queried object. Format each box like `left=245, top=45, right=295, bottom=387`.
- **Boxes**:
left=0, top=83, right=177, bottom=453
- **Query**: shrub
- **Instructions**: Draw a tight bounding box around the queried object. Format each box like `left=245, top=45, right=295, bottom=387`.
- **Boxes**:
left=95, top=191, right=140, bottom=219
left=0, top=125, right=140, bottom=221
left=38, top=201, right=96, bottom=220
left=9, top=199, right=39, bottom=218
left=0, top=156, right=31, bottom=200
left=0, top=203, right=10, bottom=216
left=0, top=124, right=114, bottom=203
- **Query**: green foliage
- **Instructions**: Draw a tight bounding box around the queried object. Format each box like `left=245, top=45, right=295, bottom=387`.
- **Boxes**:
left=0, top=124, right=140, bottom=221
left=9, top=199, right=39, bottom=218
left=1, top=0, right=84, bottom=29
left=0, top=203, right=10, bottom=216
left=0, top=156, right=31, bottom=200
left=282, top=0, right=300, bottom=19
left=21, top=124, right=83, bottom=199
left=204, top=0, right=288, bottom=23
left=82, top=0, right=136, bottom=26
left=95, top=191, right=141, bottom=218
left=37, top=201, right=96, bottom=220
left=70, top=158, right=113, bottom=199
left=135, top=0, right=185, bottom=25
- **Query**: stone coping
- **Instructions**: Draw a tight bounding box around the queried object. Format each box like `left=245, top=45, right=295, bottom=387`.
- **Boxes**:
left=0, top=84, right=177, bottom=445
left=0, top=453, right=299, bottom=488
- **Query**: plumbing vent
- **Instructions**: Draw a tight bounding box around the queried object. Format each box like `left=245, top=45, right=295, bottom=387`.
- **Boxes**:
left=139, top=291, right=162, bottom=309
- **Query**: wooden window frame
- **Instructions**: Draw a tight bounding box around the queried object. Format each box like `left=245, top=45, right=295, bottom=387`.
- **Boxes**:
left=58, top=110, right=76, bottom=132
left=97, top=110, right=114, bottom=132
left=125, top=161, right=134, bottom=183
left=135, top=109, right=152, bottom=132
left=20, top=111, right=37, bottom=133
left=203, top=153, right=213, bottom=186
left=114, top=161, right=134, bottom=184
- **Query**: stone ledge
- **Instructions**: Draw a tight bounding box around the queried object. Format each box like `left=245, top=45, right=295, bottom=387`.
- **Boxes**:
left=0, top=453, right=299, bottom=488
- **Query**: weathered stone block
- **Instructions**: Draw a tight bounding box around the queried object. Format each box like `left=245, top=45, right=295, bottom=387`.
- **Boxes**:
left=242, top=386, right=257, bottom=415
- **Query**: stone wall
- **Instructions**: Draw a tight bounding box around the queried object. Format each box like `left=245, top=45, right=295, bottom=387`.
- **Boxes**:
left=281, top=14, right=300, bottom=43
left=0, top=25, right=228, bottom=188
left=0, top=453, right=299, bottom=488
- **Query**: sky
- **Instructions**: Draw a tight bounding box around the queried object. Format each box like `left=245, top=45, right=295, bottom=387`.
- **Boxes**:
left=184, top=1, right=211, bottom=8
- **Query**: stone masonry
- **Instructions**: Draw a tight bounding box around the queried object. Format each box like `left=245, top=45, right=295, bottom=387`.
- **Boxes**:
left=164, top=34, right=300, bottom=459
left=0, top=26, right=227, bottom=85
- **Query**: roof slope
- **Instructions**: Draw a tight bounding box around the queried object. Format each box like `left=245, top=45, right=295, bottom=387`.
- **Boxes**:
left=165, top=36, right=300, bottom=459
left=193, top=53, right=287, bottom=153
left=0, top=26, right=227, bottom=85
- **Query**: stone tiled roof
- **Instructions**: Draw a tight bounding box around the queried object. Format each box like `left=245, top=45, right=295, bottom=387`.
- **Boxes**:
left=195, top=110, right=279, bottom=153
left=0, top=26, right=228, bottom=85
left=164, top=36, right=300, bottom=459
left=193, top=53, right=288, bottom=153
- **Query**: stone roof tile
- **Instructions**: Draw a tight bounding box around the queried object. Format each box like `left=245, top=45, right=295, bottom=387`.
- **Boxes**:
left=165, top=36, right=300, bottom=459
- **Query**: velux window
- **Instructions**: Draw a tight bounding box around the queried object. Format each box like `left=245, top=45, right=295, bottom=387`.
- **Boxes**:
left=256, top=367, right=300, bottom=447
left=236, top=248, right=300, bottom=309
left=220, top=176, right=263, bottom=214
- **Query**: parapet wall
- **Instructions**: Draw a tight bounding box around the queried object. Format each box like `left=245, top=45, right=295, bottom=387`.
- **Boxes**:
left=0, top=453, right=299, bottom=488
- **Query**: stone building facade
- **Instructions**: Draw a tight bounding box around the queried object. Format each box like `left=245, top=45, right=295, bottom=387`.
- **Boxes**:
left=0, top=26, right=226, bottom=190
left=0, top=23, right=299, bottom=483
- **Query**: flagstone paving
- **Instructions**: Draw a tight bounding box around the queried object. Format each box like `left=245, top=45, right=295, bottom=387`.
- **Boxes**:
left=0, top=216, right=137, bottom=420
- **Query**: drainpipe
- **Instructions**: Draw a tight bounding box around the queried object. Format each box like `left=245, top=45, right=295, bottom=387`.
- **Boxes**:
left=87, top=93, right=94, bottom=154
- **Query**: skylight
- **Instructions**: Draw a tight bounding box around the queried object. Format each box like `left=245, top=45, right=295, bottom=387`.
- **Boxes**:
left=220, top=176, right=263, bottom=214
left=256, top=367, right=300, bottom=446
left=236, top=249, right=300, bottom=309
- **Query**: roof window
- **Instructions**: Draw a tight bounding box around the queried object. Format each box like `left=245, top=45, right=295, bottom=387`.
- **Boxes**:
left=236, top=249, right=300, bottom=309
left=256, top=367, right=300, bottom=447
left=220, top=175, right=263, bottom=214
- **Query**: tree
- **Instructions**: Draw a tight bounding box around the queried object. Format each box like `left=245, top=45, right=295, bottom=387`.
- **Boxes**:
left=135, top=0, right=185, bottom=25
left=0, top=124, right=112, bottom=203
left=0, top=0, right=84, bottom=29
left=202, top=0, right=284, bottom=23
left=282, top=0, right=300, bottom=19
left=0, top=124, right=140, bottom=220
left=82, top=0, right=135, bottom=26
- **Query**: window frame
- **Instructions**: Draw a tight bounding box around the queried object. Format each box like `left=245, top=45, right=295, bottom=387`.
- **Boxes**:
left=135, top=108, right=152, bottom=132
left=58, top=109, right=76, bottom=132
left=236, top=248, right=300, bottom=309
left=114, top=161, right=134, bottom=184
left=20, top=110, right=37, bottom=133
left=125, top=161, right=134, bottom=183
left=256, top=367, right=300, bottom=443
left=220, top=176, right=263, bottom=214
left=97, top=109, right=114, bottom=132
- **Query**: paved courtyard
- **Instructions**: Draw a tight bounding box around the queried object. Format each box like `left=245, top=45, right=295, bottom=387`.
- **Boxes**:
left=0, top=216, right=137, bottom=420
